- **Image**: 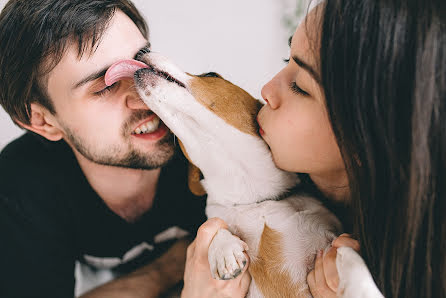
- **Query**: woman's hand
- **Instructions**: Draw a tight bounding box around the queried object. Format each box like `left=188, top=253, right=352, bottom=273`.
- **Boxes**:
left=181, top=218, right=251, bottom=298
left=307, top=234, right=360, bottom=298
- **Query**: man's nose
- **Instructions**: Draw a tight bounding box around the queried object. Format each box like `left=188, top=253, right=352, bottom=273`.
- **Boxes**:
left=126, top=92, right=148, bottom=110
left=120, top=80, right=148, bottom=110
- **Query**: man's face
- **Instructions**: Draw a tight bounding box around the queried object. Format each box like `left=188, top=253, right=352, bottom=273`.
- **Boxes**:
left=46, top=10, right=175, bottom=170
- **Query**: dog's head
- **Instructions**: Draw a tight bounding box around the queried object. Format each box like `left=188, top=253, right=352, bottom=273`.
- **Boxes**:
left=130, top=52, right=262, bottom=135
left=105, top=53, right=280, bottom=198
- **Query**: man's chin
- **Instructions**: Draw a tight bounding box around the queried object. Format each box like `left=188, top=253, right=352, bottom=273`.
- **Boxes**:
left=102, top=136, right=176, bottom=170
left=122, top=145, right=176, bottom=170
left=67, top=130, right=176, bottom=171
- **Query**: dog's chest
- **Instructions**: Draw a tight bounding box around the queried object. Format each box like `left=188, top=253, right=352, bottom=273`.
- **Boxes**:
left=206, top=197, right=309, bottom=253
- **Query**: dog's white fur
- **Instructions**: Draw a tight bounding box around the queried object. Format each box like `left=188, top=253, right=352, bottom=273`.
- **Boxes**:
left=135, top=52, right=383, bottom=298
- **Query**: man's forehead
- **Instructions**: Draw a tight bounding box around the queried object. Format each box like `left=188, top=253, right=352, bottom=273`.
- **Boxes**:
left=46, top=10, right=147, bottom=96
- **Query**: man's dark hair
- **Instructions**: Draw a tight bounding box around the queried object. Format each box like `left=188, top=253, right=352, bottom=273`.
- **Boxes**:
left=0, top=0, right=149, bottom=125
left=318, top=0, right=445, bottom=297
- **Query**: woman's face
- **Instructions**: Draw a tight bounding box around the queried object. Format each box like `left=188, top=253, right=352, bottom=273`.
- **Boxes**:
left=257, top=11, right=345, bottom=177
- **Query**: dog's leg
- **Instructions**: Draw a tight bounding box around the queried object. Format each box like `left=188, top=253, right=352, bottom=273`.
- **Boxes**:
left=336, top=247, right=384, bottom=298
left=208, top=229, right=249, bottom=280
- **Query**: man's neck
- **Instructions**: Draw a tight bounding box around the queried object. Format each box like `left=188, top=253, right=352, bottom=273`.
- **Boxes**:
left=73, top=150, right=161, bottom=222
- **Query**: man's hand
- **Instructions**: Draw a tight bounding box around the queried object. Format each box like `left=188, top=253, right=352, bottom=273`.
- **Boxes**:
left=306, top=234, right=360, bottom=298
left=80, top=238, right=190, bottom=298
left=181, top=218, right=251, bottom=298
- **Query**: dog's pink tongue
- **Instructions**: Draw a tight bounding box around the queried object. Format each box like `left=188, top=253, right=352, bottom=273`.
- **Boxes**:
left=105, top=59, right=148, bottom=86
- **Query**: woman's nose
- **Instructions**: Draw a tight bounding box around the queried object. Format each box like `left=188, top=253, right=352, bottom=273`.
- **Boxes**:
left=261, top=77, right=280, bottom=109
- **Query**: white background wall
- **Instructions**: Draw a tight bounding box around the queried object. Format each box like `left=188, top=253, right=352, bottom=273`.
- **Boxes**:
left=0, top=0, right=303, bottom=149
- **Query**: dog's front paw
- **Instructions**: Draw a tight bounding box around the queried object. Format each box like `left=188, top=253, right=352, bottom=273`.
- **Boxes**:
left=208, top=229, right=249, bottom=280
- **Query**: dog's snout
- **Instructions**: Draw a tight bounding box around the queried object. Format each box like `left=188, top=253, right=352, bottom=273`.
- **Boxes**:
left=134, top=68, right=154, bottom=87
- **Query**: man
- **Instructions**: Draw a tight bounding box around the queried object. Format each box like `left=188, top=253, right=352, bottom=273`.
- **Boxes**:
left=0, top=1, right=206, bottom=297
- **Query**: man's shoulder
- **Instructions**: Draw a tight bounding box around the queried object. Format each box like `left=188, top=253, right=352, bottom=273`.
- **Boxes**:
left=1, top=132, right=72, bottom=171
left=0, top=134, right=79, bottom=248
left=2, top=131, right=57, bottom=156
left=0, top=132, right=77, bottom=198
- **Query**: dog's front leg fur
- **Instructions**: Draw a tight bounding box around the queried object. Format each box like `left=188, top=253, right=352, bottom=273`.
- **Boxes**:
left=208, top=229, right=249, bottom=280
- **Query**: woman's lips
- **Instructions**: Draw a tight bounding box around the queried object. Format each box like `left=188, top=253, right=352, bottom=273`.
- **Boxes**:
left=105, top=59, right=149, bottom=86
left=257, top=116, right=265, bottom=135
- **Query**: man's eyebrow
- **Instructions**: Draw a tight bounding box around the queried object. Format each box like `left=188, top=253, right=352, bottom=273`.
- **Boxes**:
left=72, top=41, right=152, bottom=90
left=73, top=67, right=109, bottom=90
left=292, top=55, right=321, bottom=84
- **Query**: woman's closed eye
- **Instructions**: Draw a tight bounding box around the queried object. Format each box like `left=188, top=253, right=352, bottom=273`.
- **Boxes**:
left=290, top=81, right=309, bottom=96
left=283, top=58, right=310, bottom=96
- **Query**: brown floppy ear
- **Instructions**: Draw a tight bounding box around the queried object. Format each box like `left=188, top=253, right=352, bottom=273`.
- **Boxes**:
left=179, top=140, right=207, bottom=196
left=188, top=163, right=206, bottom=196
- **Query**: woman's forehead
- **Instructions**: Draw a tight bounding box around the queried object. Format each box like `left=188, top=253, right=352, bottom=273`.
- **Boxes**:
left=291, top=8, right=322, bottom=70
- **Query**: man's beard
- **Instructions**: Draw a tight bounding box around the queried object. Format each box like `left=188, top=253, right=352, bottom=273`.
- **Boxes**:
left=62, top=111, right=176, bottom=170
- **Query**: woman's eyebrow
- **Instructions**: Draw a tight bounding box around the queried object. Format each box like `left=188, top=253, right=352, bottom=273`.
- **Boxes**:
left=292, top=55, right=321, bottom=84
left=288, top=36, right=321, bottom=84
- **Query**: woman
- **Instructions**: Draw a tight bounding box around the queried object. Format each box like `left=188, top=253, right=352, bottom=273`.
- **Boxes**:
left=182, top=0, right=446, bottom=297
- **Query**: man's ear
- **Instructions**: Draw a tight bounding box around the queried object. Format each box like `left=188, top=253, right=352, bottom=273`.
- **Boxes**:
left=17, top=103, right=64, bottom=141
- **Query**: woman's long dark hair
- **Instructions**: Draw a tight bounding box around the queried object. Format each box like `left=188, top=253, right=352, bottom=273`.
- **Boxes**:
left=319, top=0, right=445, bottom=297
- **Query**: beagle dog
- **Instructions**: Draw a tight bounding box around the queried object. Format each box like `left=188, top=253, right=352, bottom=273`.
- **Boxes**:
left=104, top=53, right=383, bottom=298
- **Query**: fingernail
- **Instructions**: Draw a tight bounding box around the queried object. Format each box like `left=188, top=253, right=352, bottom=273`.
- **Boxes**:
left=318, top=250, right=323, bottom=257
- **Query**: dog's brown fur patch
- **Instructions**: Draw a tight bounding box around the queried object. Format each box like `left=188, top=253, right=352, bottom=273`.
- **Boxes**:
left=189, top=76, right=263, bottom=136
left=250, top=225, right=311, bottom=298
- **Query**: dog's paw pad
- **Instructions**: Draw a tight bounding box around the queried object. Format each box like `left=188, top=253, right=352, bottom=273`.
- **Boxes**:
left=208, top=229, right=248, bottom=280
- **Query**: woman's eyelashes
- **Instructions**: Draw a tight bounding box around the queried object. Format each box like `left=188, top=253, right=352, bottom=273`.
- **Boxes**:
left=290, top=81, right=309, bottom=96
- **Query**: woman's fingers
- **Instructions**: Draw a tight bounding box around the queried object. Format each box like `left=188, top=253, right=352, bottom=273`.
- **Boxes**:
left=307, top=250, right=337, bottom=298
left=332, top=234, right=360, bottom=252
left=314, top=250, right=335, bottom=296
left=307, top=235, right=360, bottom=298
left=323, top=247, right=339, bottom=292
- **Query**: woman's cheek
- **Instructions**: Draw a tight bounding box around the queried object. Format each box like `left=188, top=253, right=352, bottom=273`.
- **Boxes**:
left=275, top=115, right=325, bottom=172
